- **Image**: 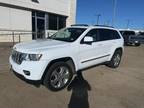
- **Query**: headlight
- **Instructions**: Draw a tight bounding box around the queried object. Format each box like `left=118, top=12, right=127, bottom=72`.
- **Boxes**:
left=24, top=54, right=42, bottom=61
left=28, top=54, right=42, bottom=61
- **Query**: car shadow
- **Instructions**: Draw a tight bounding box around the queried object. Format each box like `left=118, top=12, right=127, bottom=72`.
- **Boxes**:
left=67, top=71, right=91, bottom=108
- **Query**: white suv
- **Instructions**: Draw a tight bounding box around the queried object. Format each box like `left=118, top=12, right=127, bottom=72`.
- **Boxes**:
left=9, top=25, right=124, bottom=91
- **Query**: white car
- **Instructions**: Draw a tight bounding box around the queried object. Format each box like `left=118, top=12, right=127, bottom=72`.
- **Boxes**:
left=9, top=25, right=124, bottom=91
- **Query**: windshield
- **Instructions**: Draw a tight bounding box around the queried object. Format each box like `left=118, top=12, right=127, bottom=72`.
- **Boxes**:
left=49, top=28, right=86, bottom=42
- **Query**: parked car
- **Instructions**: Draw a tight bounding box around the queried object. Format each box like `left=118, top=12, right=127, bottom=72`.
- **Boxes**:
left=139, top=32, right=144, bottom=36
left=9, top=25, right=124, bottom=91
left=137, top=32, right=144, bottom=44
left=119, top=30, right=141, bottom=46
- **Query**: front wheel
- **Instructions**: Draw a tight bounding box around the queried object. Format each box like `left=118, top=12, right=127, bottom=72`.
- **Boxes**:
left=135, top=43, right=141, bottom=46
left=106, top=50, right=122, bottom=68
left=43, top=62, right=73, bottom=91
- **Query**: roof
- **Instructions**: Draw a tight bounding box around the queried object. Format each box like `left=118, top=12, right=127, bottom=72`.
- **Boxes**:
left=70, top=24, right=117, bottom=30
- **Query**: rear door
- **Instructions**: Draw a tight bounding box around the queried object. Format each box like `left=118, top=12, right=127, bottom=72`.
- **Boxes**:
left=96, top=29, right=114, bottom=60
left=97, top=29, right=122, bottom=60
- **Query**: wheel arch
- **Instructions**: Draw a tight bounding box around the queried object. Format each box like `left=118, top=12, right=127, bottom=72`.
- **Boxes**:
left=109, top=47, right=123, bottom=61
left=115, top=47, right=123, bottom=54
left=41, top=57, right=76, bottom=82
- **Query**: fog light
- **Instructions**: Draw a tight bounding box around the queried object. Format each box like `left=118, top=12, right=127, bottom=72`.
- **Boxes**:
left=23, top=70, right=30, bottom=76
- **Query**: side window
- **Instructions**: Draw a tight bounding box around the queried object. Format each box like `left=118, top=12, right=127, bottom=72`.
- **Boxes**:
left=85, top=29, right=98, bottom=42
left=98, top=29, right=120, bottom=41
left=98, top=29, right=111, bottom=41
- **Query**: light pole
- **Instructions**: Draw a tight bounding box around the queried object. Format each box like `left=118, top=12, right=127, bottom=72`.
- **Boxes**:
left=95, top=14, right=101, bottom=25
left=112, top=0, right=117, bottom=26
left=126, top=19, right=130, bottom=29
left=104, top=20, right=110, bottom=26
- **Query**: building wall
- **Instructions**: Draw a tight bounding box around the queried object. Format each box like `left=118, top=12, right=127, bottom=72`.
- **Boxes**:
left=0, top=0, right=77, bottom=42
left=0, top=0, right=70, bottom=16
left=0, top=6, right=31, bottom=30
left=0, top=0, right=77, bottom=26
left=67, top=0, right=77, bottom=26
left=0, top=6, right=32, bottom=42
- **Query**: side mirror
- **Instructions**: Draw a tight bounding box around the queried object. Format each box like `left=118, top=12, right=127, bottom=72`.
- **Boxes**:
left=83, top=36, right=93, bottom=44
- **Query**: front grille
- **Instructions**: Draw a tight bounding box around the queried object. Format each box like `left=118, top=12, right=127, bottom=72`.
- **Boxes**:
left=12, top=50, right=26, bottom=64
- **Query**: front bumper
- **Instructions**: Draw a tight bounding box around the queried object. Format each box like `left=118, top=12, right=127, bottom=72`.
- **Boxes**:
left=9, top=56, right=48, bottom=81
left=11, top=69, right=41, bottom=86
left=129, top=40, right=139, bottom=44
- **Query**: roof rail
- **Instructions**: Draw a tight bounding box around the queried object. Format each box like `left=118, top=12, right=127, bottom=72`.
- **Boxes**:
left=71, top=24, right=114, bottom=28
left=94, top=25, right=114, bottom=28
left=71, top=24, right=89, bottom=27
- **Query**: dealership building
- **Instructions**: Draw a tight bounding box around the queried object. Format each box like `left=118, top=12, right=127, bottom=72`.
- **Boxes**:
left=0, top=0, right=77, bottom=42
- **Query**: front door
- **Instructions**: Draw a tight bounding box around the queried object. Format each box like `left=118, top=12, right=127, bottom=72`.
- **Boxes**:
left=78, top=29, right=107, bottom=69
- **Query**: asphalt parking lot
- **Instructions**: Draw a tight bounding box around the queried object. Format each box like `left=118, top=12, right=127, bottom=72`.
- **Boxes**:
left=0, top=44, right=144, bottom=108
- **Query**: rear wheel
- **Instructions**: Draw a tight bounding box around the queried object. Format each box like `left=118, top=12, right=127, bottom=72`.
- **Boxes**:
left=43, top=62, right=73, bottom=91
left=106, top=50, right=122, bottom=68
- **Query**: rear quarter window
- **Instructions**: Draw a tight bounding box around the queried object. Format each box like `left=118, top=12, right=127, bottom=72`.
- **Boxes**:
left=98, top=29, right=121, bottom=41
left=112, top=30, right=121, bottom=39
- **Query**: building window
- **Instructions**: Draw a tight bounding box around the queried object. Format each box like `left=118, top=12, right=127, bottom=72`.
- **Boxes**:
left=36, top=11, right=45, bottom=18
left=49, top=14, right=67, bottom=30
left=58, top=16, right=66, bottom=29
left=32, top=11, right=67, bottom=39
left=49, top=14, right=58, bottom=30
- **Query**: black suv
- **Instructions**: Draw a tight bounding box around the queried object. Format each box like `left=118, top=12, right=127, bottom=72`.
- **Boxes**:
left=120, top=30, right=141, bottom=46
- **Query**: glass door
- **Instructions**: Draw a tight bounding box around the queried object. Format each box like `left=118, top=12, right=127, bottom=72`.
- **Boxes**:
left=32, top=11, right=46, bottom=39
left=37, top=18, right=45, bottom=39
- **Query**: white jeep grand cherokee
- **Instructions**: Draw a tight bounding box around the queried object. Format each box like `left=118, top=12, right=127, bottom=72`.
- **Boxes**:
left=9, top=25, right=124, bottom=91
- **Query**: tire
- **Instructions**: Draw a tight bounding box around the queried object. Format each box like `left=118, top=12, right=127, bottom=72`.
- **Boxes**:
left=124, top=42, right=129, bottom=46
left=135, top=43, right=141, bottom=46
left=106, top=50, right=122, bottom=68
left=43, top=62, right=73, bottom=91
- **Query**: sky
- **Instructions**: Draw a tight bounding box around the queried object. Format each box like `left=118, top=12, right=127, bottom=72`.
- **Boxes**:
left=76, top=0, right=144, bottom=29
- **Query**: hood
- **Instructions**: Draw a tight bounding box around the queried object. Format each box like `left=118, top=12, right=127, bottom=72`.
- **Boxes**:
left=14, top=39, right=70, bottom=53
